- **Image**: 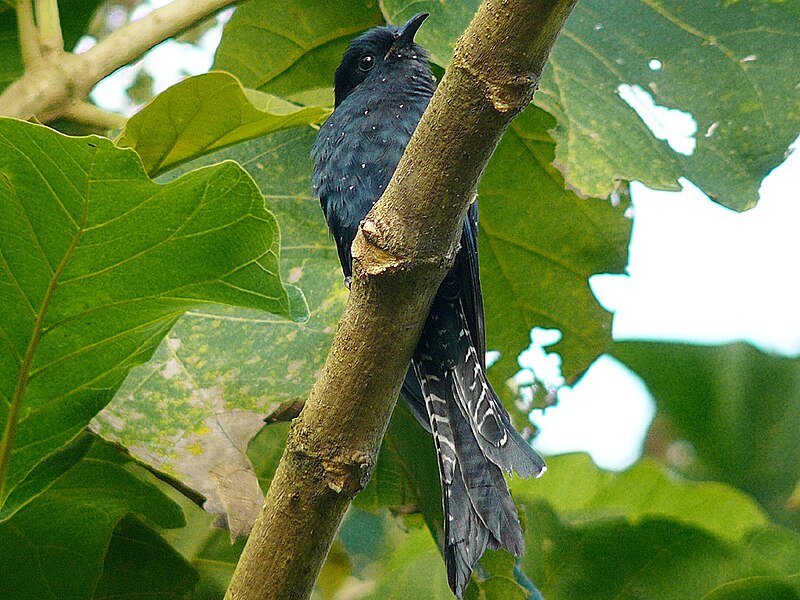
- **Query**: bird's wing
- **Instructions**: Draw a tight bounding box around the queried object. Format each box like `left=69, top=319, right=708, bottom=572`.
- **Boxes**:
left=457, top=200, right=486, bottom=368
left=402, top=201, right=483, bottom=432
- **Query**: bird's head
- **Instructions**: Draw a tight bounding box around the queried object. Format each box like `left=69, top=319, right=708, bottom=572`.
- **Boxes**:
left=333, top=13, right=430, bottom=107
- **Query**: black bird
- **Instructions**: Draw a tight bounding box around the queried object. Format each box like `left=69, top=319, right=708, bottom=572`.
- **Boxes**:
left=311, top=13, right=546, bottom=597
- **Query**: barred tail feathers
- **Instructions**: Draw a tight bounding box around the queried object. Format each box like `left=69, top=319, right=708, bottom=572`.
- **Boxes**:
left=413, top=299, right=546, bottom=598
left=451, top=305, right=547, bottom=479
left=413, top=361, right=492, bottom=596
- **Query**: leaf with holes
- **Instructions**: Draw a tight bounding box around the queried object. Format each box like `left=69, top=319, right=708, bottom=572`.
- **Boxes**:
left=382, top=0, right=800, bottom=210
left=0, top=118, right=304, bottom=517
left=479, top=106, right=630, bottom=388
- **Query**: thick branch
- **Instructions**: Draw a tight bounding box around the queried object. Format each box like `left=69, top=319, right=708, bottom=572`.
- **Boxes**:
left=224, top=1, right=578, bottom=599
left=0, top=0, right=238, bottom=122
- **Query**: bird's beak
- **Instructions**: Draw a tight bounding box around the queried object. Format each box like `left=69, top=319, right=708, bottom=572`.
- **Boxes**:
left=392, top=12, right=428, bottom=50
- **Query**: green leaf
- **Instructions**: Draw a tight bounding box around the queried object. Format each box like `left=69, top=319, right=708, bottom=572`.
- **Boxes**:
left=382, top=0, right=800, bottom=210
left=353, top=402, right=432, bottom=517
left=743, top=527, right=800, bottom=578
left=0, top=431, right=91, bottom=522
left=249, top=421, right=290, bottom=493
left=0, top=118, right=301, bottom=515
left=0, top=439, right=185, bottom=600
left=613, top=342, right=800, bottom=531
left=521, top=507, right=790, bottom=600
left=94, top=127, right=343, bottom=533
left=361, top=525, right=453, bottom=599
left=508, top=455, right=800, bottom=599
left=160, top=495, right=244, bottom=600
left=94, top=516, right=198, bottom=600
left=213, top=0, right=383, bottom=101
left=117, top=72, right=331, bottom=178
left=480, top=106, right=631, bottom=387
left=701, top=577, right=800, bottom=600
left=511, top=453, right=768, bottom=542
left=467, top=549, right=535, bottom=600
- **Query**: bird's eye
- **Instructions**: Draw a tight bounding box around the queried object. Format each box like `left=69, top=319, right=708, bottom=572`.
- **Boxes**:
left=358, top=54, right=375, bottom=72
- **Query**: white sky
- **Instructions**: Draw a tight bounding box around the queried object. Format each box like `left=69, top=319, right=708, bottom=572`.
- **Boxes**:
left=81, top=5, right=800, bottom=471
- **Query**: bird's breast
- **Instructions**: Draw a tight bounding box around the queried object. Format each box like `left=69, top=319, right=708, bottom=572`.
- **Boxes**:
left=312, top=81, right=432, bottom=233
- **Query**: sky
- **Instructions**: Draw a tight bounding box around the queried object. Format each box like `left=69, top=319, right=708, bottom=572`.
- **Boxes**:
left=80, top=2, right=800, bottom=471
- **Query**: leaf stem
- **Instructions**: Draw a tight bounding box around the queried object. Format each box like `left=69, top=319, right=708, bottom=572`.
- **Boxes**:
left=16, top=0, right=42, bottom=68
left=34, top=0, right=63, bottom=59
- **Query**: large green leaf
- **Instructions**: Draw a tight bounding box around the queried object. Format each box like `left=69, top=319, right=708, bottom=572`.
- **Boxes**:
left=520, top=506, right=798, bottom=600
left=0, top=439, right=188, bottom=600
left=512, top=453, right=768, bottom=542
left=382, top=0, right=800, bottom=210
left=214, top=0, right=383, bottom=101
left=480, top=106, right=630, bottom=387
left=0, top=118, right=302, bottom=516
left=117, top=72, right=330, bottom=178
left=94, top=127, right=344, bottom=534
left=94, top=516, right=198, bottom=600
left=702, top=578, right=800, bottom=600
left=613, top=341, right=800, bottom=531
left=511, top=455, right=799, bottom=599
left=159, top=490, right=243, bottom=600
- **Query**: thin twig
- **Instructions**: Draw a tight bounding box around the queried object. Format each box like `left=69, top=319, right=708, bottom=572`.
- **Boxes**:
left=62, top=101, right=128, bottom=131
left=0, top=0, right=239, bottom=121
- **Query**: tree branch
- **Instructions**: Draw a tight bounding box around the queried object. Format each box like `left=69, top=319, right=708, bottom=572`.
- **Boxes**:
left=62, top=101, right=128, bottom=131
left=0, top=0, right=239, bottom=122
left=224, top=1, right=578, bottom=599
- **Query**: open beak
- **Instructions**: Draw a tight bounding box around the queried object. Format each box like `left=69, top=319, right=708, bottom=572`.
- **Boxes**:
left=393, top=12, right=429, bottom=49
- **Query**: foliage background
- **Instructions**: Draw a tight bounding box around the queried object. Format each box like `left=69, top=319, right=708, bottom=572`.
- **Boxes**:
left=0, top=0, right=798, bottom=599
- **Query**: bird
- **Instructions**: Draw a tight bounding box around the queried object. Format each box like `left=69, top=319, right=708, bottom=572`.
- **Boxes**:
left=311, top=13, right=546, bottom=597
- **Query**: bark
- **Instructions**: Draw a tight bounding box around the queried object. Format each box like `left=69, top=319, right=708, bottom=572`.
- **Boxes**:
left=224, top=1, right=579, bottom=598
left=0, top=0, right=239, bottom=122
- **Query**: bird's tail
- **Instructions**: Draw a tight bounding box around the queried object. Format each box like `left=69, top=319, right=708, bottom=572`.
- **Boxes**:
left=414, top=298, right=546, bottom=598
